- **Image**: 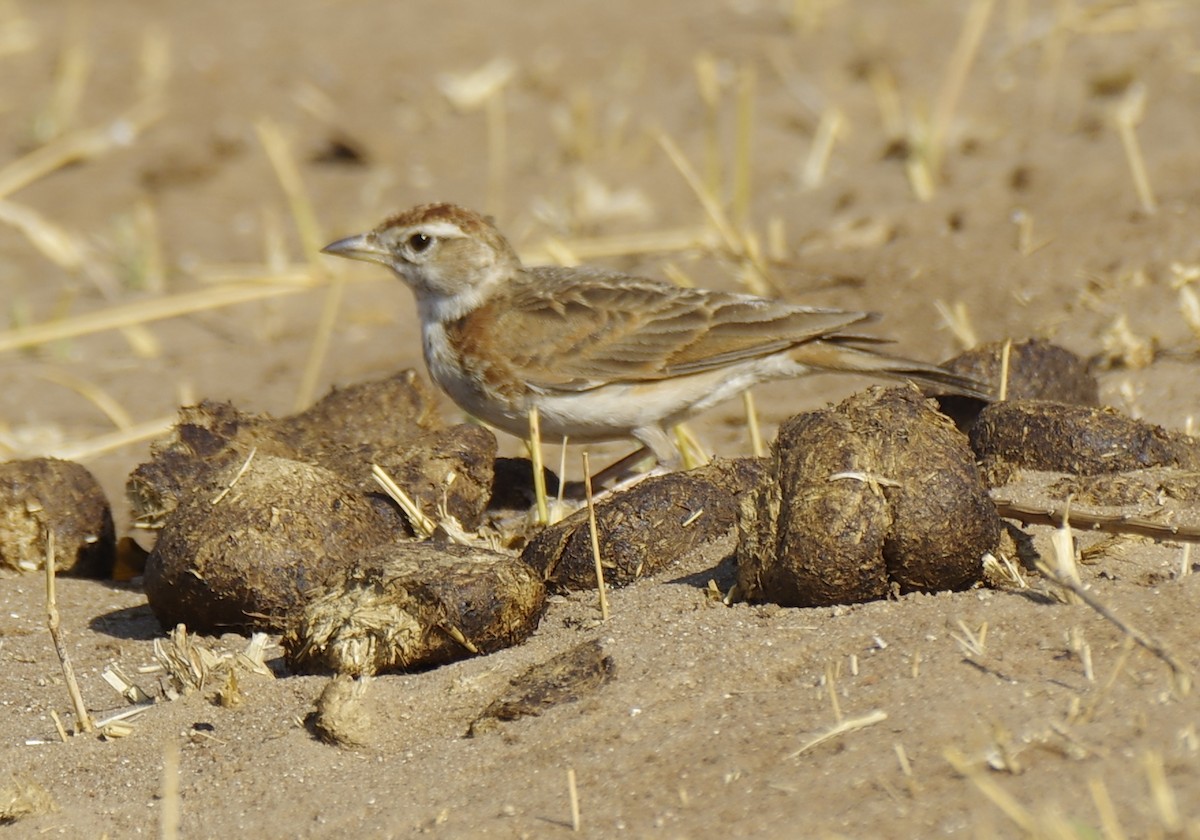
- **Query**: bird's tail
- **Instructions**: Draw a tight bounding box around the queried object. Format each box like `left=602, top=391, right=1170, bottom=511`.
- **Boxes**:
left=796, top=338, right=993, bottom=401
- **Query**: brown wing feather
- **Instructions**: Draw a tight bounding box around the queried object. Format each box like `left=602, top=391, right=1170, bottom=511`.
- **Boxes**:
left=475, top=267, right=873, bottom=393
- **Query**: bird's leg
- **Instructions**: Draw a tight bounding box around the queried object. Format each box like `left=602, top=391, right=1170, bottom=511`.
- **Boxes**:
left=566, top=426, right=679, bottom=498
left=587, top=446, right=659, bottom=491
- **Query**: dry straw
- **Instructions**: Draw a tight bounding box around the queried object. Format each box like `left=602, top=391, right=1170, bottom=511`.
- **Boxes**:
left=581, top=452, right=610, bottom=621
left=44, top=530, right=93, bottom=734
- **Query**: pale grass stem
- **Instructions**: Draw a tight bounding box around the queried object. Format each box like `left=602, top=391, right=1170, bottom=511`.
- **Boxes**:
left=998, top=338, right=1012, bottom=402
left=673, top=423, right=709, bottom=470
left=371, top=464, right=436, bottom=538
left=933, top=299, right=978, bottom=350
left=161, top=741, right=180, bottom=840
left=926, top=0, right=995, bottom=181
left=49, top=709, right=69, bottom=744
left=743, top=390, right=764, bottom=458
left=581, top=452, right=610, bottom=621
left=656, top=130, right=773, bottom=296
left=211, top=447, right=257, bottom=505
left=1113, top=83, right=1157, bottom=215
left=951, top=620, right=988, bottom=659
left=1087, top=776, right=1128, bottom=840
left=766, top=216, right=787, bottom=262
left=824, top=662, right=843, bottom=723
left=788, top=710, right=888, bottom=759
left=47, top=414, right=177, bottom=462
left=254, top=119, right=337, bottom=413
left=137, top=24, right=171, bottom=102
left=0, top=273, right=321, bottom=355
left=528, top=406, right=550, bottom=527
left=556, top=436, right=569, bottom=516
left=944, top=747, right=1036, bottom=834
left=656, top=130, right=741, bottom=255
left=34, top=367, right=135, bottom=430
left=1143, top=751, right=1182, bottom=833
left=801, top=106, right=844, bottom=190
left=0, top=97, right=162, bottom=202
left=566, top=767, right=581, bottom=832
left=45, top=529, right=93, bottom=734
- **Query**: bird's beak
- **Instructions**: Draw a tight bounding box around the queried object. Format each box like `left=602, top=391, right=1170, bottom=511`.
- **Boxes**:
left=320, top=232, right=390, bottom=265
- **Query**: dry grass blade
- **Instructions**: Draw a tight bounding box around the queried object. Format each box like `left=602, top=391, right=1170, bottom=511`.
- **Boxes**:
left=0, top=98, right=161, bottom=201
left=926, top=0, right=995, bottom=179
left=567, top=767, right=581, bottom=832
left=1113, top=83, right=1157, bottom=215
left=742, top=390, right=764, bottom=458
left=1038, top=562, right=1191, bottom=695
left=992, top=497, right=1200, bottom=544
left=1087, top=776, right=1128, bottom=840
left=933, top=299, right=978, bottom=350
left=0, top=275, right=320, bottom=355
left=944, top=747, right=1035, bottom=834
left=656, top=129, right=741, bottom=256
left=34, top=367, right=135, bottom=430
left=0, top=199, right=89, bottom=272
left=44, top=529, right=94, bottom=734
left=45, top=414, right=177, bottom=462
left=254, top=119, right=337, bottom=412
left=787, top=710, right=888, bottom=759
left=527, top=406, right=550, bottom=526
left=801, top=106, right=845, bottom=190
left=161, top=741, right=180, bottom=840
left=211, top=446, right=257, bottom=505
left=371, top=464, right=436, bottom=538
left=582, top=452, right=610, bottom=621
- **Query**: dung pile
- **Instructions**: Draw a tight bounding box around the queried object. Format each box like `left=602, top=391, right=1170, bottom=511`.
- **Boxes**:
left=134, top=372, right=512, bottom=640
left=736, top=385, right=1000, bottom=607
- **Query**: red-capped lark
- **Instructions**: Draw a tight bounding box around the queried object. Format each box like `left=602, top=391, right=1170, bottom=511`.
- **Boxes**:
left=323, top=203, right=986, bottom=472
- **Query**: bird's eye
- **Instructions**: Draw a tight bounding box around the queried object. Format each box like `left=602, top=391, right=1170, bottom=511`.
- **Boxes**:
left=407, top=233, right=432, bottom=253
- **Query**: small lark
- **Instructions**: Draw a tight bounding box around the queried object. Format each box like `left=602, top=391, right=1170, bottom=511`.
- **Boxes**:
left=323, top=203, right=985, bottom=470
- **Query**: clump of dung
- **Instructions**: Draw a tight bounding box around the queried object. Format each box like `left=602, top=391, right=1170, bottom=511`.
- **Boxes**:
left=0, top=458, right=114, bottom=576
left=737, top=386, right=1000, bottom=607
left=284, top=542, right=546, bottom=676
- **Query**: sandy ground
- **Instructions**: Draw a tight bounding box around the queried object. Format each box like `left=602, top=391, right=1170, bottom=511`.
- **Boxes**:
left=3, top=1, right=1200, bottom=836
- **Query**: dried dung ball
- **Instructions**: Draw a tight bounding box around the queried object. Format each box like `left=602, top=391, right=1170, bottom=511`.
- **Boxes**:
left=271, top=370, right=440, bottom=453
left=522, top=458, right=764, bottom=591
left=144, top=454, right=401, bottom=633
left=0, top=458, right=114, bottom=576
left=737, top=386, right=999, bottom=607
left=126, top=401, right=296, bottom=529
left=468, top=638, right=614, bottom=737
left=936, top=339, right=1098, bottom=430
left=358, top=424, right=496, bottom=532
left=970, top=400, right=1200, bottom=485
left=128, top=372, right=442, bottom=530
left=308, top=674, right=372, bottom=748
left=284, top=542, right=546, bottom=676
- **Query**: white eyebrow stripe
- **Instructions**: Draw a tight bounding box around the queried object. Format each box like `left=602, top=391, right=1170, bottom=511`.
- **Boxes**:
left=410, top=221, right=469, bottom=238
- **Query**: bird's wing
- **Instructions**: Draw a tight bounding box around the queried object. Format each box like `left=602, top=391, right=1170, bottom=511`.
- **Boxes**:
left=474, top=267, right=874, bottom=393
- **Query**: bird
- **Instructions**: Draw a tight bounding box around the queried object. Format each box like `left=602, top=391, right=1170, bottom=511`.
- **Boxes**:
left=322, top=203, right=987, bottom=474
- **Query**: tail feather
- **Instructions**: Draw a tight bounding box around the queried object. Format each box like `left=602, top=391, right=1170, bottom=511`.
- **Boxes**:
left=795, top=339, right=993, bottom=401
